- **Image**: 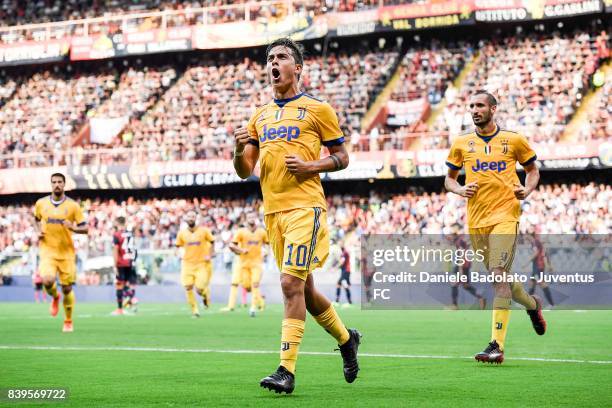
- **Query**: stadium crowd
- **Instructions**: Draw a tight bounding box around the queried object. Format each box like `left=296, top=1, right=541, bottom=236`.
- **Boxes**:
left=0, top=0, right=412, bottom=29
left=0, top=27, right=607, bottom=169
left=1, top=183, right=609, bottom=258
left=427, top=30, right=608, bottom=149
left=0, top=69, right=117, bottom=166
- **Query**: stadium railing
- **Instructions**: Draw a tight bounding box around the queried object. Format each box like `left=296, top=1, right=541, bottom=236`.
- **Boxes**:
left=0, top=0, right=303, bottom=45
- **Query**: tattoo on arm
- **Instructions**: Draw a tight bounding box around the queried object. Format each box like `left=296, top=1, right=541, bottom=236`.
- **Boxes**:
left=330, top=154, right=342, bottom=171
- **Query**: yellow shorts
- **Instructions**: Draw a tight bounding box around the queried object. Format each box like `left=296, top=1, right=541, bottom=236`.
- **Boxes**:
left=39, top=257, right=76, bottom=286
left=181, top=261, right=212, bottom=290
left=265, top=207, right=329, bottom=281
left=469, top=221, right=518, bottom=272
left=233, top=263, right=263, bottom=290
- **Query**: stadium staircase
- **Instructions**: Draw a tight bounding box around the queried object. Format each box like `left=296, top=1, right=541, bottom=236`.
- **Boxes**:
left=561, top=61, right=610, bottom=142
left=360, top=53, right=405, bottom=133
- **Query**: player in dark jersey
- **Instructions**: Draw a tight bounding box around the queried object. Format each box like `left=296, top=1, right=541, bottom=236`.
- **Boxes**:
left=112, top=216, right=138, bottom=315
left=450, top=235, right=486, bottom=310
left=335, top=245, right=352, bottom=305
left=526, top=233, right=554, bottom=306
left=33, top=268, right=46, bottom=303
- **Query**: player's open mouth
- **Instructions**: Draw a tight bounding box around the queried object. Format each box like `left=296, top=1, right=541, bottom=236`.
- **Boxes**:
left=271, top=68, right=281, bottom=81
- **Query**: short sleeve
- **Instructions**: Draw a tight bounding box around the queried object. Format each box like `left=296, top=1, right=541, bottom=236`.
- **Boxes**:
left=446, top=139, right=464, bottom=170
left=205, top=229, right=215, bottom=243
left=316, top=102, right=344, bottom=146
left=514, top=134, right=537, bottom=166
left=175, top=231, right=184, bottom=247
left=34, top=200, right=42, bottom=221
left=73, top=203, right=86, bottom=226
left=232, top=230, right=243, bottom=245
left=113, top=234, right=120, bottom=246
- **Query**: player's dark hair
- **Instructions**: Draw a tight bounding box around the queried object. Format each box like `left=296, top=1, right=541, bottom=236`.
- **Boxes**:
left=473, top=90, right=497, bottom=106
left=117, top=216, right=126, bottom=225
left=50, top=172, right=65, bottom=182
left=266, top=37, right=304, bottom=67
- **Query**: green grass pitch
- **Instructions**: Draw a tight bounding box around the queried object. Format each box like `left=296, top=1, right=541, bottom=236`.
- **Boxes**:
left=1, top=303, right=611, bottom=407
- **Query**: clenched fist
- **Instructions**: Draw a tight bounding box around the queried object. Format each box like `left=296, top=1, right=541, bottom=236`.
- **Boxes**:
left=234, top=127, right=251, bottom=154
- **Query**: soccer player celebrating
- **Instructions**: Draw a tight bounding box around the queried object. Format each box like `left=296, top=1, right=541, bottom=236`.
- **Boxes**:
left=233, top=38, right=361, bottom=394
left=34, top=173, right=88, bottom=332
left=112, top=216, right=137, bottom=315
left=175, top=210, right=215, bottom=317
left=228, top=212, right=269, bottom=317
left=445, top=91, right=547, bottom=364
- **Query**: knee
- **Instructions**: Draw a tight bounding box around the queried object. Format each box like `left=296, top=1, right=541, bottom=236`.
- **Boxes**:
left=184, top=285, right=194, bottom=291
left=43, top=279, right=54, bottom=287
left=115, top=282, right=124, bottom=290
left=196, top=288, right=204, bottom=295
left=280, top=275, right=302, bottom=300
left=62, top=285, right=72, bottom=295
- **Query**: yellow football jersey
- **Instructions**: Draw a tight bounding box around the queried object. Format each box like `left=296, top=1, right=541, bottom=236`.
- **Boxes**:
left=446, top=125, right=537, bottom=228
left=176, top=227, right=214, bottom=265
left=247, top=93, right=344, bottom=215
left=34, top=195, right=85, bottom=260
left=233, top=227, right=268, bottom=266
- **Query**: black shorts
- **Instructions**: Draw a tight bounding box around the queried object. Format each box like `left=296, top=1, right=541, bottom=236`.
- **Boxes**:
left=337, top=270, right=351, bottom=285
left=34, top=282, right=43, bottom=290
left=116, top=266, right=137, bottom=284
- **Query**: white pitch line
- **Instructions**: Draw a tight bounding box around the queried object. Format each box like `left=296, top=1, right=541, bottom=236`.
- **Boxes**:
left=0, top=345, right=610, bottom=365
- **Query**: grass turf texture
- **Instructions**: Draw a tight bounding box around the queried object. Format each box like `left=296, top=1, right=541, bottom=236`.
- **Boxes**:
left=1, top=303, right=611, bottom=407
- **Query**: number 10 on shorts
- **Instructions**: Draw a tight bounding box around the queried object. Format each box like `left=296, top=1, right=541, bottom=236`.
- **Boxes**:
left=284, top=243, right=308, bottom=267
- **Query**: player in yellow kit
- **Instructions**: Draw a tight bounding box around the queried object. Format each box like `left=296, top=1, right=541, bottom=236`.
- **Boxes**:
left=34, top=173, right=88, bottom=333
left=445, top=90, right=547, bottom=364
left=233, top=38, right=360, bottom=394
left=175, top=210, right=215, bottom=317
left=228, top=212, right=268, bottom=317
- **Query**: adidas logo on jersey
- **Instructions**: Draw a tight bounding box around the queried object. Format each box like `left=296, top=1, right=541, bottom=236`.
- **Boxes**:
left=260, top=125, right=300, bottom=143
left=471, top=159, right=507, bottom=173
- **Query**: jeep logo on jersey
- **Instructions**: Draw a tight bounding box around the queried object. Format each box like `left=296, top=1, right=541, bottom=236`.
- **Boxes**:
left=471, top=159, right=507, bottom=172
left=260, top=125, right=300, bottom=143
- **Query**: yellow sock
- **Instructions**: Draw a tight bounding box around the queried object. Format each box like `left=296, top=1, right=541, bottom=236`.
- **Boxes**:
left=314, top=305, right=350, bottom=345
left=63, top=290, right=75, bottom=322
left=511, top=282, right=536, bottom=310
left=280, top=318, right=305, bottom=374
left=186, top=289, right=198, bottom=314
left=492, top=297, right=511, bottom=350
left=227, top=285, right=238, bottom=309
left=45, top=283, right=58, bottom=299
left=251, top=287, right=260, bottom=309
